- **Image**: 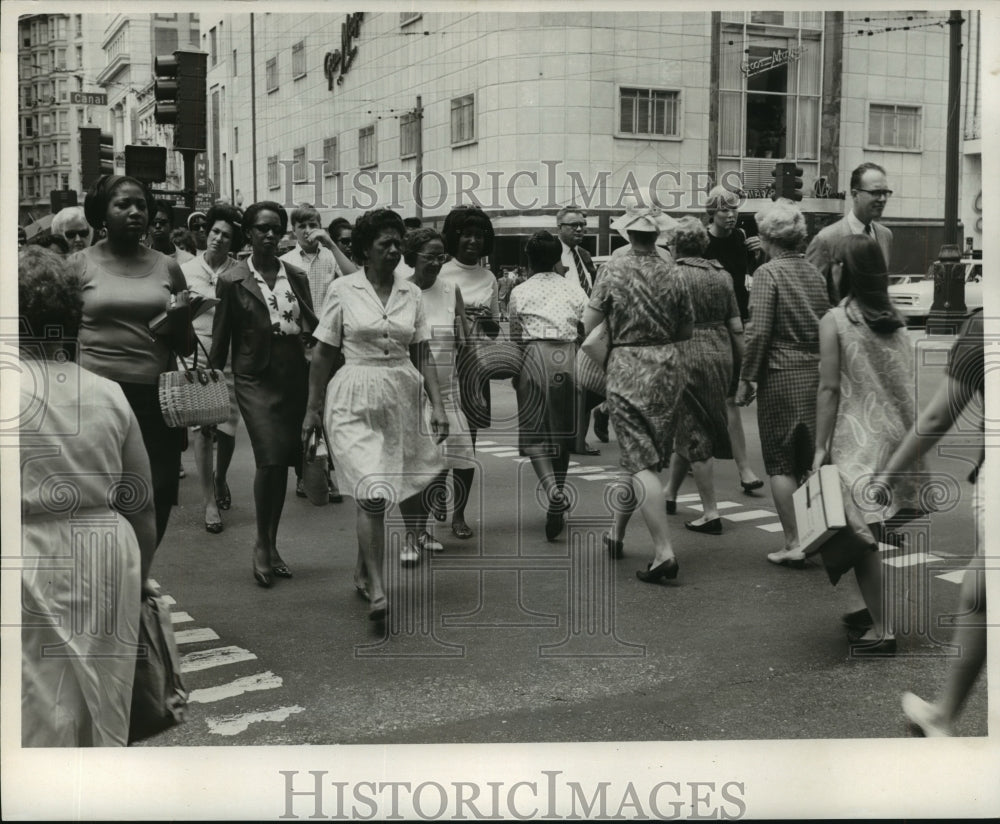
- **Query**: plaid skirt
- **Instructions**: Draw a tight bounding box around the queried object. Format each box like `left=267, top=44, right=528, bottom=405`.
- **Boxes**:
left=756, top=363, right=818, bottom=478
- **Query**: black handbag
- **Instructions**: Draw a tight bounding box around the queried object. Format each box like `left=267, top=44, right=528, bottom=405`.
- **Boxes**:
left=128, top=589, right=188, bottom=744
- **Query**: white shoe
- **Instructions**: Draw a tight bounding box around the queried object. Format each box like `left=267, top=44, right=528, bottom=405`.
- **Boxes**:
left=418, top=531, right=443, bottom=552
left=901, top=692, right=953, bottom=737
left=767, top=547, right=806, bottom=566
left=400, top=542, right=420, bottom=567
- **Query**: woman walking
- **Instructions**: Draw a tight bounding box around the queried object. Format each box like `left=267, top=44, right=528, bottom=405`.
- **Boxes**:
left=210, top=201, right=316, bottom=588
left=583, top=205, right=693, bottom=583
left=509, top=231, right=588, bottom=541
left=303, top=209, right=448, bottom=622
left=436, top=206, right=501, bottom=540
left=735, top=200, right=830, bottom=566
left=811, top=234, right=919, bottom=654
left=663, top=217, right=744, bottom=536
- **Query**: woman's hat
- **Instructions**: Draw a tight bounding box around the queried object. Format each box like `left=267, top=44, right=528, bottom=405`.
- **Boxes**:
left=610, top=204, right=679, bottom=245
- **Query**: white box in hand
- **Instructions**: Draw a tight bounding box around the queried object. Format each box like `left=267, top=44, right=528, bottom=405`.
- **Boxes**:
left=793, top=465, right=847, bottom=555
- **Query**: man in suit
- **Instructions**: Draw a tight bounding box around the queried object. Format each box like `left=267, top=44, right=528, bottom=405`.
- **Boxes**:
left=805, top=162, right=894, bottom=302
left=554, top=206, right=604, bottom=455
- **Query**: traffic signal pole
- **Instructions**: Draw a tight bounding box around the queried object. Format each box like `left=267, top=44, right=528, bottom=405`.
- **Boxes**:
left=180, top=149, right=198, bottom=211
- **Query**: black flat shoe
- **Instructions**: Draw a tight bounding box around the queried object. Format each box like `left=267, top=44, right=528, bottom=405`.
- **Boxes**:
left=665, top=499, right=677, bottom=515
left=205, top=520, right=224, bottom=534
left=545, top=511, right=565, bottom=542
left=684, top=518, right=722, bottom=535
left=842, top=607, right=874, bottom=630
left=603, top=534, right=624, bottom=559
left=215, top=475, right=232, bottom=510
left=850, top=636, right=897, bottom=657
left=253, top=568, right=273, bottom=588
left=593, top=408, right=610, bottom=443
left=368, top=596, right=387, bottom=622
left=271, top=563, right=292, bottom=579
left=636, top=557, right=679, bottom=583
left=740, top=479, right=765, bottom=495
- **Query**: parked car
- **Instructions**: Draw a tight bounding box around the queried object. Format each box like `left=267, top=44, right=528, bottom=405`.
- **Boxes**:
left=887, top=260, right=983, bottom=326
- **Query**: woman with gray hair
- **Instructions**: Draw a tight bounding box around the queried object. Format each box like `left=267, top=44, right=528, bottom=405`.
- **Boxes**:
left=662, top=216, right=744, bottom=535
left=735, top=200, right=830, bottom=566
left=51, top=205, right=92, bottom=254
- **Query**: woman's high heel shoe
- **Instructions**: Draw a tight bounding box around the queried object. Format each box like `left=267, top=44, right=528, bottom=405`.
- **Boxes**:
left=665, top=499, right=677, bottom=515
left=603, top=534, right=624, bottom=559
left=368, top=595, right=388, bottom=622
left=740, top=479, right=764, bottom=495
left=253, top=567, right=273, bottom=588
left=635, top=557, right=679, bottom=584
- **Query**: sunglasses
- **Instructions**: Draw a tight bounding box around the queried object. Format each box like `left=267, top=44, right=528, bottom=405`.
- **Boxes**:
left=190, top=222, right=207, bottom=230
left=63, top=229, right=89, bottom=239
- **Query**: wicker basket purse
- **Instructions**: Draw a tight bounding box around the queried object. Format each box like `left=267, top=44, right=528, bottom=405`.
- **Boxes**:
left=158, top=339, right=230, bottom=428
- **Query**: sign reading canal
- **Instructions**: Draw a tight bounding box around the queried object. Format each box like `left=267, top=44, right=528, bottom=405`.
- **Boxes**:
left=70, top=91, right=108, bottom=106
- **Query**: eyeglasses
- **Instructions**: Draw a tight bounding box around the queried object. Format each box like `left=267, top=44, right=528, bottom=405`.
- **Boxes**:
left=560, top=222, right=587, bottom=230
left=417, top=253, right=449, bottom=264
left=63, top=230, right=89, bottom=239
left=190, top=222, right=207, bottom=230
left=856, top=189, right=893, bottom=198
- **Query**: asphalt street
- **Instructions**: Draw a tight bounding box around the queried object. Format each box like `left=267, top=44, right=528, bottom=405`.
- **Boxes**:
left=144, top=333, right=987, bottom=746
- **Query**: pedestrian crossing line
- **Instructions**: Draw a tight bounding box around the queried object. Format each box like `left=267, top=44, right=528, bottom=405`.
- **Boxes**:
left=180, top=646, right=258, bottom=673
left=675, top=493, right=702, bottom=502
left=188, top=671, right=284, bottom=704
left=476, top=440, right=498, bottom=446
left=756, top=522, right=785, bottom=532
left=935, top=570, right=967, bottom=585
left=161, top=594, right=177, bottom=606
left=566, top=465, right=614, bottom=475
left=721, top=509, right=780, bottom=522
left=174, top=627, right=221, bottom=645
left=204, top=705, right=305, bottom=736
left=882, top=552, right=945, bottom=569
left=476, top=445, right=517, bottom=453
left=685, top=501, right=742, bottom=511
left=170, top=611, right=194, bottom=624
left=491, top=451, right=522, bottom=458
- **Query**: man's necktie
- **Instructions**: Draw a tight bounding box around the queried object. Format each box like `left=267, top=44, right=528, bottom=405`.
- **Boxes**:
left=572, top=246, right=591, bottom=296
left=864, top=223, right=872, bottom=236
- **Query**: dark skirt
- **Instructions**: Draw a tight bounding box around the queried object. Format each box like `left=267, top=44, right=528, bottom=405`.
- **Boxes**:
left=674, top=326, right=733, bottom=462
left=235, top=336, right=308, bottom=468
left=515, top=340, right=576, bottom=454
left=756, top=362, right=818, bottom=478
left=118, top=381, right=183, bottom=544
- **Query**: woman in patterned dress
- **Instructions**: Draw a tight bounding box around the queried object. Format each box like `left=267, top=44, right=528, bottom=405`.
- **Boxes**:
left=509, top=230, right=588, bottom=541
left=210, top=201, right=316, bottom=588
left=302, top=209, right=448, bottom=622
left=663, top=217, right=744, bottom=536
left=811, top=234, right=919, bottom=655
left=583, top=206, right=694, bottom=583
left=735, top=200, right=830, bottom=566
left=437, top=206, right=501, bottom=540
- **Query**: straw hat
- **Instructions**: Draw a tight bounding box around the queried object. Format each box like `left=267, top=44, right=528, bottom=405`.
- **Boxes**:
left=610, top=204, right=679, bottom=245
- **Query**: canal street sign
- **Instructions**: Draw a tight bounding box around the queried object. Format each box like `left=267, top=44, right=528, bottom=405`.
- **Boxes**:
left=70, top=92, right=108, bottom=106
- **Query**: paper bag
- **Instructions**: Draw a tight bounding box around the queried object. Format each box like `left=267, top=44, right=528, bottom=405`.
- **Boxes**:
left=793, top=464, right=847, bottom=556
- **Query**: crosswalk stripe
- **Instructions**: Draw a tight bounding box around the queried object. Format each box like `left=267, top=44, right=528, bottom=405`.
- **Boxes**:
left=935, top=570, right=967, bottom=584
left=476, top=446, right=516, bottom=452
left=181, top=646, right=257, bottom=673
left=685, top=501, right=742, bottom=511
left=205, top=706, right=305, bottom=736
left=188, top=671, right=284, bottom=704
left=174, top=627, right=221, bottom=645
left=170, top=611, right=194, bottom=624
left=675, top=493, right=701, bottom=502
left=756, top=523, right=785, bottom=532
left=580, top=474, right=618, bottom=481
left=882, top=552, right=944, bottom=568
left=161, top=594, right=177, bottom=605
left=722, top=509, right=777, bottom=522
left=491, top=451, right=522, bottom=457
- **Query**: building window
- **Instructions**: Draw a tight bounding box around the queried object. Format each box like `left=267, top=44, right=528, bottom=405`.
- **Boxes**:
left=359, top=124, right=376, bottom=168
left=55, top=49, right=66, bottom=70
left=60, top=142, right=70, bottom=164
left=233, top=126, right=239, bottom=154
left=450, top=94, right=475, bottom=146
left=57, top=79, right=67, bottom=102
left=76, top=45, right=83, bottom=68
left=400, top=111, right=419, bottom=158
left=292, top=40, right=306, bottom=78
left=323, top=136, right=339, bottom=175
left=75, top=15, right=82, bottom=37
left=42, top=144, right=52, bottom=166
left=293, top=147, right=306, bottom=181
left=154, top=13, right=178, bottom=20
left=267, top=155, right=279, bottom=189
left=41, top=114, right=52, bottom=136
left=25, top=147, right=35, bottom=167
left=618, top=88, right=680, bottom=138
left=400, top=12, right=421, bottom=26
left=24, top=118, right=33, bottom=137
left=209, top=27, right=217, bottom=66
left=868, top=104, right=922, bottom=151
left=266, top=57, right=278, bottom=92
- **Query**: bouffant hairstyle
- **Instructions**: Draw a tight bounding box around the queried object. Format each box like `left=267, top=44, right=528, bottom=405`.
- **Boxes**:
left=705, top=185, right=742, bottom=217
left=441, top=205, right=494, bottom=257
left=671, top=216, right=710, bottom=258
left=352, top=208, right=406, bottom=263
left=205, top=203, right=246, bottom=252
left=170, top=228, right=197, bottom=255
left=51, top=206, right=91, bottom=242
left=402, top=227, right=445, bottom=268
left=836, top=234, right=904, bottom=333
left=525, top=230, right=563, bottom=273
left=756, top=199, right=807, bottom=251
left=82, top=175, right=156, bottom=231
left=241, top=201, right=289, bottom=238
left=31, top=234, right=70, bottom=255
left=18, top=246, right=82, bottom=343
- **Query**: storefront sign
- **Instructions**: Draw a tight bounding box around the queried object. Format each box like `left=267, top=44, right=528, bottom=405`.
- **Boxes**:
left=324, top=12, right=364, bottom=89
left=741, top=46, right=803, bottom=78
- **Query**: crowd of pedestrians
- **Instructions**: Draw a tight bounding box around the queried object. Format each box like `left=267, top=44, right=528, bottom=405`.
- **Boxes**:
left=17, top=160, right=986, bottom=744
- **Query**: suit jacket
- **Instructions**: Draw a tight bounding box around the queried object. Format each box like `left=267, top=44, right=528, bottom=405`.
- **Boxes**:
left=805, top=216, right=893, bottom=301
left=209, top=258, right=317, bottom=376
left=556, top=243, right=598, bottom=296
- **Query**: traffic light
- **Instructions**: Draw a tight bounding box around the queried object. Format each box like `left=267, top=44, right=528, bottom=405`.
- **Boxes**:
left=771, top=162, right=804, bottom=202
left=154, top=50, right=208, bottom=152
left=125, top=145, right=167, bottom=183
left=79, top=126, right=101, bottom=189
left=99, top=131, right=115, bottom=176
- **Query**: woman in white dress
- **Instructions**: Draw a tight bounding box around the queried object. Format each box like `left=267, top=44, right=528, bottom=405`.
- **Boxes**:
left=437, top=206, right=501, bottom=540
left=302, top=209, right=448, bottom=622
left=19, top=246, right=157, bottom=746
left=404, top=228, right=475, bottom=551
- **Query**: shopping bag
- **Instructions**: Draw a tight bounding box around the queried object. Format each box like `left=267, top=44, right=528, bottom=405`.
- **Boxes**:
left=793, top=464, right=847, bottom=556
left=128, top=590, right=188, bottom=744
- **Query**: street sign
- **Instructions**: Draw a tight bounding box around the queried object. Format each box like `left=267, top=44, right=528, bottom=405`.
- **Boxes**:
left=70, top=92, right=108, bottom=106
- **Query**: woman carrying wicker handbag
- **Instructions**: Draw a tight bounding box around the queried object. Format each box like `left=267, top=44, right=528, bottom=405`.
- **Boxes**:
left=209, top=202, right=316, bottom=589
left=74, top=174, right=194, bottom=546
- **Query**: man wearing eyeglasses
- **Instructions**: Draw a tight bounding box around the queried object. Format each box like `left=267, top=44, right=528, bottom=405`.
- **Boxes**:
left=51, top=205, right=92, bottom=253
left=806, top=162, right=894, bottom=302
